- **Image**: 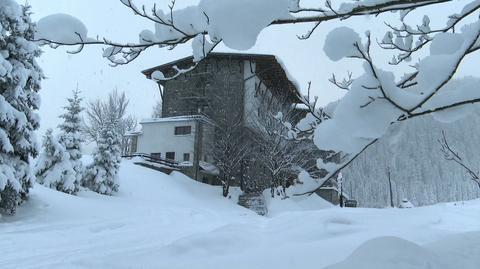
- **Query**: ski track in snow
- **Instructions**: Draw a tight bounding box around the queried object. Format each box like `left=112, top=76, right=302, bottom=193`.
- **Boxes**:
left=1, top=160, right=479, bottom=269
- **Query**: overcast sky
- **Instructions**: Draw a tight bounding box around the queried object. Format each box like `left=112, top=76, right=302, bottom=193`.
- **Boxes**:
left=21, top=0, right=475, bottom=136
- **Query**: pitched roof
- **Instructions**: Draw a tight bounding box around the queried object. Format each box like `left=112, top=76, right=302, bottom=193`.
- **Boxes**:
left=141, top=53, right=276, bottom=75
left=141, top=52, right=302, bottom=103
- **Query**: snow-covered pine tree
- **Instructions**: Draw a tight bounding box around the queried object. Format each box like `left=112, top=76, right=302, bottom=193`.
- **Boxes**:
left=58, top=87, right=84, bottom=185
left=0, top=2, right=43, bottom=214
left=35, top=129, right=77, bottom=194
left=83, top=119, right=121, bottom=195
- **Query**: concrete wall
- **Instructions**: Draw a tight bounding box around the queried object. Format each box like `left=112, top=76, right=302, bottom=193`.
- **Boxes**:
left=200, top=122, right=215, bottom=163
left=135, top=120, right=196, bottom=162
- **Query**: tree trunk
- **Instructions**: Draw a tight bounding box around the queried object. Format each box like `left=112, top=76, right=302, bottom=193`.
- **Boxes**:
left=222, top=176, right=230, bottom=197
left=387, top=169, right=395, bottom=207
left=339, top=181, right=344, bottom=208
left=270, top=174, right=276, bottom=198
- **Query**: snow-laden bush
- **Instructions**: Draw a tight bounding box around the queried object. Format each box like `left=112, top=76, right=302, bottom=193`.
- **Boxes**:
left=0, top=1, right=43, bottom=214
left=35, top=129, right=78, bottom=194
left=83, top=120, right=121, bottom=195
left=58, top=88, right=85, bottom=184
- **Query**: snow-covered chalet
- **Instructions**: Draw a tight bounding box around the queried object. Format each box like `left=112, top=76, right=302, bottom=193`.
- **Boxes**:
left=125, top=53, right=342, bottom=203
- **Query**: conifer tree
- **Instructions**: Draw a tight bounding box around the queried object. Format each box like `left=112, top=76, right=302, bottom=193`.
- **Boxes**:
left=0, top=2, right=43, bottom=214
left=35, top=129, right=77, bottom=194
left=58, top=87, right=84, bottom=184
left=83, top=119, right=121, bottom=195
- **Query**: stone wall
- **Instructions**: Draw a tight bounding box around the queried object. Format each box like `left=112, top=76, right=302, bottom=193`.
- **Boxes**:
left=238, top=192, right=268, bottom=216
left=162, top=57, right=245, bottom=124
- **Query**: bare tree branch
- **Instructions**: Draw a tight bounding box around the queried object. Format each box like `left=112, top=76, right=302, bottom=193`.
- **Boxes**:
left=438, top=131, right=480, bottom=189
left=35, top=0, right=453, bottom=67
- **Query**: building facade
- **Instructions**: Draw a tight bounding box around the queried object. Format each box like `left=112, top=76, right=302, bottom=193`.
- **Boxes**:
left=126, top=53, right=316, bottom=191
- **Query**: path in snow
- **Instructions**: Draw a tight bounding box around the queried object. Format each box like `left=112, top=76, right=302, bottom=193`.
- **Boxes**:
left=1, top=160, right=479, bottom=269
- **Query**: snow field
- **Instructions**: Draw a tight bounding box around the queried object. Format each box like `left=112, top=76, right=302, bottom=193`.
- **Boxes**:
left=1, top=160, right=479, bottom=269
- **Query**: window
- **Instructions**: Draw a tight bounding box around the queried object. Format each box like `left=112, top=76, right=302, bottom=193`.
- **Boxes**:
left=151, top=153, right=161, bottom=159
left=166, top=152, right=175, bottom=161
left=174, top=125, right=192, bottom=135
left=183, top=153, right=190, bottom=162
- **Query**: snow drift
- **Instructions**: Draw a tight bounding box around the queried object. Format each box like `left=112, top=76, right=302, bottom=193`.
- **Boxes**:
left=1, top=160, right=479, bottom=269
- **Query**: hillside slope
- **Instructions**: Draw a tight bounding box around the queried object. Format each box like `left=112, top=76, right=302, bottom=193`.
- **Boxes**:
left=342, top=109, right=480, bottom=207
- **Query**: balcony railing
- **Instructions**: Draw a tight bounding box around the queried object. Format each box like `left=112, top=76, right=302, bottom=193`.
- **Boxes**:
left=121, top=153, right=179, bottom=169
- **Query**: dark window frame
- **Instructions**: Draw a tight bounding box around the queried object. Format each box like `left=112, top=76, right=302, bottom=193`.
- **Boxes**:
left=174, top=125, right=192, bottom=135
left=151, top=152, right=161, bottom=159
left=165, top=152, right=175, bottom=161
left=183, top=153, right=190, bottom=162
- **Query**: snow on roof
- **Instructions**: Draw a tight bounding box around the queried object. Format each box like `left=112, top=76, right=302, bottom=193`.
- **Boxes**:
left=141, top=52, right=279, bottom=75
left=140, top=115, right=213, bottom=125
left=274, top=55, right=301, bottom=93
left=179, top=161, right=194, bottom=167
left=292, top=103, right=309, bottom=110
left=124, top=131, right=143, bottom=137
left=199, top=161, right=220, bottom=176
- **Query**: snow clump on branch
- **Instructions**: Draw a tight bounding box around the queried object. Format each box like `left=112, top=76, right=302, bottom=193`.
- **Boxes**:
left=36, top=0, right=293, bottom=63
left=315, top=21, right=480, bottom=157
left=324, top=27, right=362, bottom=61
left=199, top=0, right=292, bottom=50
left=36, top=14, right=89, bottom=44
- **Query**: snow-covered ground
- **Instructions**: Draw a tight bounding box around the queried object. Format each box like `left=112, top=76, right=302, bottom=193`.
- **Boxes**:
left=1, top=160, right=479, bottom=269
